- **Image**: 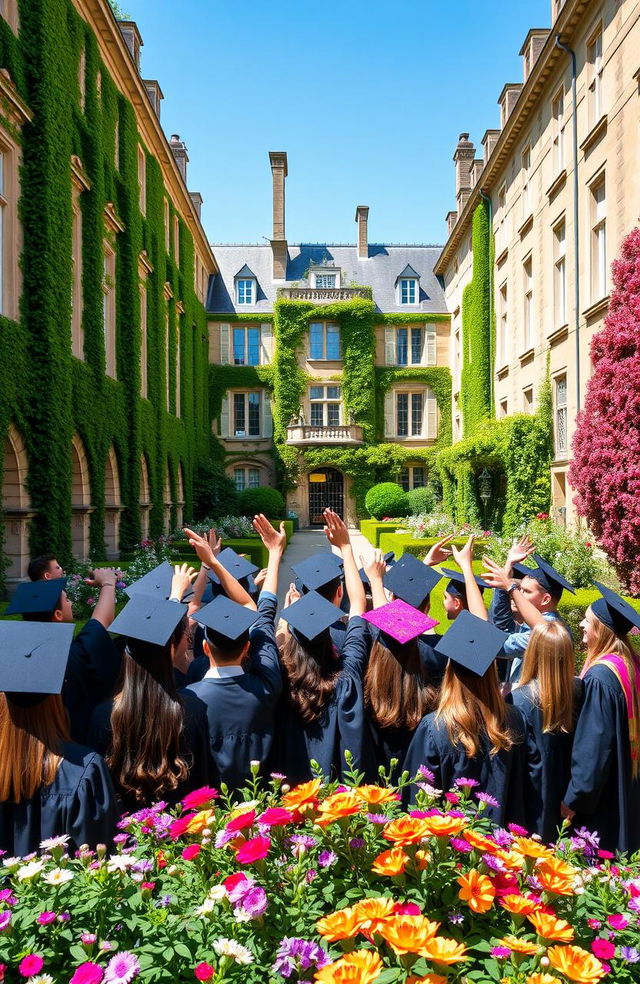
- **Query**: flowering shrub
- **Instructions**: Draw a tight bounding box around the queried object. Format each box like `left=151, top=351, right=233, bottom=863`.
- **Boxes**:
left=1, top=772, right=639, bottom=983
left=173, top=517, right=257, bottom=540
left=65, top=562, right=128, bottom=622
left=125, top=538, right=174, bottom=583
left=407, top=514, right=490, bottom=541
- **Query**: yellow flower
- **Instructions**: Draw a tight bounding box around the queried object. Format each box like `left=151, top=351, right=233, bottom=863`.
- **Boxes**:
left=315, top=949, right=383, bottom=984
left=186, top=810, right=213, bottom=834
left=354, top=785, right=399, bottom=806
left=526, top=975, right=563, bottom=984
left=352, top=897, right=396, bottom=936
left=316, top=907, right=360, bottom=941
left=496, top=936, right=541, bottom=955
left=512, top=836, right=554, bottom=861
left=371, top=847, right=409, bottom=877
left=421, top=814, right=467, bottom=838
left=500, top=894, right=538, bottom=916
left=457, top=868, right=495, bottom=913
left=421, top=936, right=469, bottom=965
left=378, top=914, right=439, bottom=955
left=527, top=911, right=574, bottom=942
left=406, top=977, right=447, bottom=984
left=547, top=945, right=606, bottom=984
left=282, top=778, right=322, bottom=812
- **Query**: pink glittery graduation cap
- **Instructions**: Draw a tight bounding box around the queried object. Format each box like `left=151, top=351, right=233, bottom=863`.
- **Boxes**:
left=362, top=598, right=439, bottom=644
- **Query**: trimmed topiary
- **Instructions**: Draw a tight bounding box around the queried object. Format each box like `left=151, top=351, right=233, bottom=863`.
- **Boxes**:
left=239, top=486, right=285, bottom=519
left=365, top=482, right=410, bottom=520
left=407, top=486, right=435, bottom=516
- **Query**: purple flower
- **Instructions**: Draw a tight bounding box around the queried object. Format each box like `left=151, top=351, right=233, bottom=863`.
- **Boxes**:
left=132, top=859, right=153, bottom=873
left=629, top=899, right=640, bottom=914
left=492, top=828, right=513, bottom=848
left=215, top=828, right=237, bottom=849
left=450, top=838, right=473, bottom=854
left=306, top=869, right=317, bottom=883
left=104, top=951, right=140, bottom=984
left=570, top=827, right=600, bottom=858
left=508, top=823, right=529, bottom=836
left=621, top=947, right=640, bottom=963
left=476, top=791, right=500, bottom=808
left=37, top=911, right=57, bottom=925
left=447, top=912, right=464, bottom=925
left=81, top=933, right=98, bottom=945
left=271, top=772, right=287, bottom=781
left=482, top=853, right=506, bottom=873
left=0, top=910, right=11, bottom=931
left=491, top=946, right=512, bottom=959
left=454, top=777, right=479, bottom=789
left=235, top=885, right=268, bottom=920
left=155, top=895, right=173, bottom=908
left=365, top=813, right=388, bottom=824
left=289, top=834, right=316, bottom=857
left=349, top=838, right=365, bottom=849
left=112, top=834, right=128, bottom=845
left=0, top=890, right=17, bottom=905
left=417, top=765, right=435, bottom=782
left=272, top=937, right=330, bottom=978
left=318, top=850, right=337, bottom=868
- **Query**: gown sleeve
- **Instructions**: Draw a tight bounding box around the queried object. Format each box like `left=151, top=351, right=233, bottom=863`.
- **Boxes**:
left=68, top=753, right=118, bottom=849
left=402, top=718, right=443, bottom=807
left=339, top=617, right=370, bottom=679
left=246, top=592, right=282, bottom=700
left=490, top=589, right=517, bottom=633
left=563, top=668, right=616, bottom=815
left=63, top=620, right=121, bottom=742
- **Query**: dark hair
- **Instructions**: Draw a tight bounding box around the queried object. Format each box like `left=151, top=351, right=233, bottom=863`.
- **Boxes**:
left=203, top=628, right=250, bottom=663
left=315, top=578, right=342, bottom=603
left=107, top=617, right=191, bottom=805
left=28, top=555, right=57, bottom=582
left=365, top=639, right=439, bottom=731
left=279, top=631, right=340, bottom=723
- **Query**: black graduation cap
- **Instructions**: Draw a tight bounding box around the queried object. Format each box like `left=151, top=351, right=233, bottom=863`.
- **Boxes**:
left=0, top=622, right=74, bottom=705
left=434, top=610, right=508, bottom=677
left=281, top=590, right=343, bottom=643
left=441, top=567, right=491, bottom=599
left=208, top=547, right=259, bottom=585
left=191, top=595, right=260, bottom=643
left=291, top=553, right=343, bottom=592
left=5, top=578, right=68, bottom=616
left=124, top=561, right=194, bottom=603
left=512, top=554, right=575, bottom=597
left=592, top=581, right=640, bottom=636
left=383, top=554, right=442, bottom=608
left=109, top=596, right=188, bottom=647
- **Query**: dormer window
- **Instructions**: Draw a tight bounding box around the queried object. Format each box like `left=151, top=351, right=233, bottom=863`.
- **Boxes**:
left=234, top=264, right=257, bottom=306
left=310, top=265, right=341, bottom=290
left=396, top=264, right=420, bottom=306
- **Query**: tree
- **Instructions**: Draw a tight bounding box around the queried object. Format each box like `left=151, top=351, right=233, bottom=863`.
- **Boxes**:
left=569, top=226, right=640, bottom=593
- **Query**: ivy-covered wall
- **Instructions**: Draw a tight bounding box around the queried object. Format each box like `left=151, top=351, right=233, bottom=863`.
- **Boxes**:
left=460, top=198, right=495, bottom=436
left=0, top=0, right=211, bottom=580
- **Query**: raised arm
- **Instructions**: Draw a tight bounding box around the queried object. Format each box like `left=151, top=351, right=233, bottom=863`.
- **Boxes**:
left=252, top=514, right=287, bottom=596
left=323, top=508, right=366, bottom=617
left=364, top=549, right=388, bottom=610
left=482, top=555, right=545, bottom=629
left=83, top=567, right=117, bottom=629
left=450, top=535, right=487, bottom=620
left=188, top=529, right=222, bottom=613
left=183, top=527, right=256, bottom=610
left=423, top=533, right=455, bottom=568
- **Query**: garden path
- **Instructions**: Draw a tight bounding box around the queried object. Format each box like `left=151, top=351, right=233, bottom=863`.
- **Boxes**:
left=276, top=528, right=374, bottom=607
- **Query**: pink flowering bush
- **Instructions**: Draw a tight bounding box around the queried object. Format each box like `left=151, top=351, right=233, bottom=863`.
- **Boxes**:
left=570, top=226, right=640, bottom=593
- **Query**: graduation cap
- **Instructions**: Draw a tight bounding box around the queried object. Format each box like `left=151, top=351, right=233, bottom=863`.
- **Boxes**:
left=191, top=595, right=260, bottom=644
left=363, top=599, right=439, bottom=646
left=291, top=553, right=343, bottom=593
left=0, top=622, right=74, bottom=706
left=281, top=590, right=343, bottom=643
left=125, top=561, right=194, bottom=603
left=5, top=578, right=68, bottom=616
left=434, top=610, right=508, bottom=677
left=592, top=581, right=640, bottom=636
left=441, top=567, right=491, bottom=599
left=512, top=554, right=575, bottom=598
left=359, top=552, right=396, bottom=588
left=109, top=596, right=188, bottom=648
left=207, top=547, right=259, bottom=585
left=383, top=554, right=442, bottom=609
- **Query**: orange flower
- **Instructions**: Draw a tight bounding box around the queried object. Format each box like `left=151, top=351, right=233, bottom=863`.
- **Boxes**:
left=315, top=949, right=383, bottom=984
left=457, top=869, right=495, bottom=914
left=371, top=847, right=409, bottom=876
left=536, top=857, right=578, bottom=880
left=382, top=816, right=431, bottom=846
left=316, top=906, right=360, bottom=941
left=186, top=809, right=213, bottom=834
left=352, top=897, right=396, bottom=935
left=421, top=936, right=469, bottom=965
left=354, top=785, right=400, bottom=806
left=379, top=914, right=440, bottom=955
left=421, top=814, right=467, bottom=838
left=500, top=894, right=538, bottom=916
left=415, top=849, right=430, bottom=871
left=316, top=790, right=362, bottom=826
left=526, top=976, right=563, bottom=984
left=512, top=836, right=555, bottom=860
left=464, top=829, right=500, bottom=854
left=535, top=858, right=576, bottom=897
left=407, top=977, right=447, bottom=984
left=495, top=848, right=526, bottom=871
left=282, top=778, right=322, bottom=812
left=527, top=911, right=574, bottom=942
left=547, top=945, right=606, bottom=984
left=497, top=935, right=541, bottom=955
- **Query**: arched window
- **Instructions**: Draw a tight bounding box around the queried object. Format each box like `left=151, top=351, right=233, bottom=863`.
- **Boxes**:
left=2, top=424, right=31, bottom=580
left=71, top=434, right=92, bottom=560
left=139, top=454, right=151, bottom=542
left=104, top=446, right=122, bottom=558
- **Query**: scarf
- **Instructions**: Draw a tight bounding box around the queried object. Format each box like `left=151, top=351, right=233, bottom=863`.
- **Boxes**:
left=588, top=653, right=640, bottom=770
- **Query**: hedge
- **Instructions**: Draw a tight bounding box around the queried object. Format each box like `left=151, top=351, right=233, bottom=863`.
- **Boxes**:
left=359, top=519, right=410, bottom=548
left=378, top=532, right=489, bottom=561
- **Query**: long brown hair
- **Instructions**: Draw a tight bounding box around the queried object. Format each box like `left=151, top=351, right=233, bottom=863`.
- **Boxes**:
left=279, top=631, right=340, bottom=724
left=517, top=621, right=577, bottom=733
left=436, top=662, right=513, bottom=758
left=107, top=620, right=190, bottom=805
left=0, top=694, right=69, bottom=802
left=365, top=640, right=438, bottom=730
left=587, top=613, right=640, bottom=779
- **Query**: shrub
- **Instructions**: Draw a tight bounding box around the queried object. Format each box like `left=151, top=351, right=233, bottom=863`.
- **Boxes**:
left=65, top=560, right=128, bottom=621
left=192, top=460, right=239, bottom=520
left=364, top=482, right=410, bottom=520
left=407, top=485, right=435, bottom=515
left=238, top=486, right=285, bottom=518
left=176, top=515, right=257, bottom=540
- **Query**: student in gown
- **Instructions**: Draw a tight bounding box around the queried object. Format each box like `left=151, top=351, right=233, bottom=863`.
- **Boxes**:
left=0, top=622, right=116, bottom=855
left=274, top=509, right=374, bottom=785
left=510, top=620, right=583, bottom=842
left=184, top=515, right=285, bottom=791
left=383, top=552, right=446, bottom=678
left=28, top=554, right=66, bottom=581
left=562, top=583, right=640, bottom=855
left=87, top=565, right=212, bottom=813
left=6, top=573, right=121, bottom=743
left=291, top=550, right=349, bottom=651
left=403, top=610, right=529, bottom=827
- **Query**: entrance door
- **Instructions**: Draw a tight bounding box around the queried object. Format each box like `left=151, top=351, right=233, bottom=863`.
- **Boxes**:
left=308, top=468, right=344, bottom=525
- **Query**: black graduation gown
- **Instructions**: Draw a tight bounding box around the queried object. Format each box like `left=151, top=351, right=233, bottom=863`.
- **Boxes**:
left=87, top=689, right=213, bottom=814
left=273, top=617, right=375, bottom=786
left=564, top=663, right=640, bottom=854
left=63, top=619, right=121, bottom=743
left=185, top=593, right=282, bottom=792
left=403, top=705, right=529, bottom=827
left=509, top=679, right=583, bottom=843
left=0, top=742, right=116, bottom=855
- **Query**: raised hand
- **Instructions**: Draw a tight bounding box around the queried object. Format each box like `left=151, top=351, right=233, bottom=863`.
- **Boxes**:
left=423, top=533, right=455, bottom=567
left=207, top=528, right=222, bottom=557
left=284, top=582, right=302, bottom=608
left=84, top=567, right=117, bottom=588
left=323, top=508, right=351, bottom=551
left=364, top=549, right=386, bottom=583
left=506, top=533, right=535, bottom=572
left=252, top=513, right=287, bottom=554
left=183, top=527, right=217, bottom=568
left=450, top=534, right=476, bottom=571
left=482, top=555, right=511, bottom=591
left=170, top=562, right=198, bottom=601
left=253, top=568, right=268, bottom=590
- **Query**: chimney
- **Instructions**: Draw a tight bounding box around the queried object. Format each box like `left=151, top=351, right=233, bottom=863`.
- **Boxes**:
left=446, top=210, right=458, bottom=236
left=471, top=158, right=484, bottom=186
left=454, top=132, right=475, bottom=213
left=189, top=191, right=203, bottom=220
left=143, top=79, right=163, bottom=119
left=355, top=206, right=369, bottom=259
left=118, top=21, right=143, bottom=72
left=269, top=151, right=288, bottom=280
left=498, top=84, right=523, bottom=127
left=482, top=128, right=501, bottom=164
left=169, top=134, right=188, bottom=183
left=520, top=29, right=551, bottom=81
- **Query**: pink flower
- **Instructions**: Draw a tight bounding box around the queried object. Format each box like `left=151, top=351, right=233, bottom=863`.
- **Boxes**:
left=257, top=807, right=294, bottom=827
left=224, top=872, right=254, bottom=902
left=169, top=814, right=196, bottom=839
left=104, top=952, right=140, bottom=984
left=235, top=836, right=270, bottom=864
left=70, top=963, right=105, bottom=984
left=588, top=919, right=603, bottom=930
left=182, top=844, right=201, bottom=862
left=194, top=964, right=215, bottom=982
left=37, top=911, right=57, bottom=925
left=592, top=939, right=616, bottom=960
left=608, top=914, right=629, bottom=931
left=181, top=787, right=219, bottom=810
left=226, top=810, right=256, bottom=833
left=19, top=955, right=44, bottom=977
left=141, top=882, right=155, bottom=891
left=0, top=912, right=10, bottom=931
left=394, top=902, right=421, bottom=915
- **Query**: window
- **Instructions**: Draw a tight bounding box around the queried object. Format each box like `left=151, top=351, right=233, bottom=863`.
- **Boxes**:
left=139, top=283, right=147, bottom=398
left=309, top=385, right=341, bottom=427
left=71, top=191, right=83, bottom=359
left=497, top=183, right=506, bottom=253
left=400, top=466, right=426, bottom=491
left=399, top=278, right=417, bottom=305
left=396, top=393, right=425, bottom=437
left=587, top=27, right=604, bottom=127
left=499, top=282, right=508, bottom=364
left=554, top=219, right=567, bottom=326
left=500, top=399, right=508, bottom=418
left=103, top=241, right=116, bottom=378
left=78, top=43, right=86, bottom=113
left=591, top=178, right=606, bottom=301
left=523, top=387, right=533, bottom=412
left=165, top=304, right=170, bottom=410
left=521, top=145, right=531, bottom=221
left=137, top=145, right=146, bottom=215
left=114, top=116, right=120, bottom=171
left=523, top=256, right=533, bottom=350
left=233, top=392, right=261, bottom=437
left=554, top=375, right=568, bottom=455
left=176, top=318, right=181, bottom=418
left=233, top=326, right=260, bottom=366
left=309, top=322, right=341, bottom=360
left=233, top=467, right=261, bottom=492
left=173, top=215, right=180, bottom=263
left=314, top=273, right=336, bottom=289
left=236, top=278, right=255, bottom=305
left=385, top=325, right=434, bottom=366
left=552, top=87, right=565, bottom=173
left=163, top=199, right=170, bottom=252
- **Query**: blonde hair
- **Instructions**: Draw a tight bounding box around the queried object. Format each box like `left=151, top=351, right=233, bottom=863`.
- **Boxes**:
left=436, top=662, right=514, bottom=758
left=0, top=694, right=68, bottom=802
left=587, top=611, right=640, bottom=779
left=517, top=621, right=576, bottom=733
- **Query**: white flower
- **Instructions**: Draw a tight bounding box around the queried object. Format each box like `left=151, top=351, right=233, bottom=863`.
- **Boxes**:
left=16, top=860, right=45, bottom=881
left=208, top=885, right=227, bottom=900
left=40, top=834, right=71, bottom=851
left=213, top=938, right=254, bottom=964
left=3, top=857, right=22, bottom=869
left=195, top=898, right=216, bottom=917
left=106, top=855, right=136, bottom=873
left=29, top=976, right=55, bottom=984
left=44, top=867, right=74, bottom=885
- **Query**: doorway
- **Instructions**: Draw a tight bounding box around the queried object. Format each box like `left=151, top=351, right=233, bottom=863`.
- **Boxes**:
left=308, top=468, right=344, bottom=525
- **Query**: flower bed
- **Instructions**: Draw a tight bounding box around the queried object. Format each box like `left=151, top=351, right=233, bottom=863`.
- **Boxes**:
left=1, top=773, right=639, bottom=983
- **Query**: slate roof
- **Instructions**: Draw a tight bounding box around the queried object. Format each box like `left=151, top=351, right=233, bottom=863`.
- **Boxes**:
left=206, top=244, right=446, bottom=315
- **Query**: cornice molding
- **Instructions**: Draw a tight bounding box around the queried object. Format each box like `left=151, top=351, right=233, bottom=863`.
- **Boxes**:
left=71, top=155, right=92, bottom=192
left=0, top=69, right=33, bottom=127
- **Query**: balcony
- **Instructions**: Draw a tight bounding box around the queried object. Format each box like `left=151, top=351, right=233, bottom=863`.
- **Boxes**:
left=277, top=286, right=372, bottom=304
left=285, top=423, right=365, bottom=446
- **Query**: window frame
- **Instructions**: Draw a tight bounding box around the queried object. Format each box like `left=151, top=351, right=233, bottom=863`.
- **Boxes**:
left=236, top=277, right=255, bottom=306
left=587, top=25, right=604, bottom=127
left=499, top=281, right=508, bottom=365
left=399, top=465, right=427, bottom=492
left=398, top=277, right=418, bottom=306
left=552, top=86, right=565, bottom=174
left=102, top=237, right=116, bottom=379
left=137, top=145, right=146, bottom=216
left=233, top=324, right=261, bottom=366
left=523, top=255, right=533, bottom=350
left=553, top=218, right=567, bottom=327
left=590, top=175, right=607, bottom=303
left=233, top=466, right=262, bottom=492
left=232, top=391, right=262, bottom=438
left=554, top=374, right=568, bottom=456
left=521, top=144, right=531, bottom=221
left=308, top=384, right=342, bottom=428
left=308, top=321, right=341, bottom=361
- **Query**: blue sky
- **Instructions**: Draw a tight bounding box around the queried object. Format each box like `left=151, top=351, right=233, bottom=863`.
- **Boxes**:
left=126, top=0, right=550, bottom=246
